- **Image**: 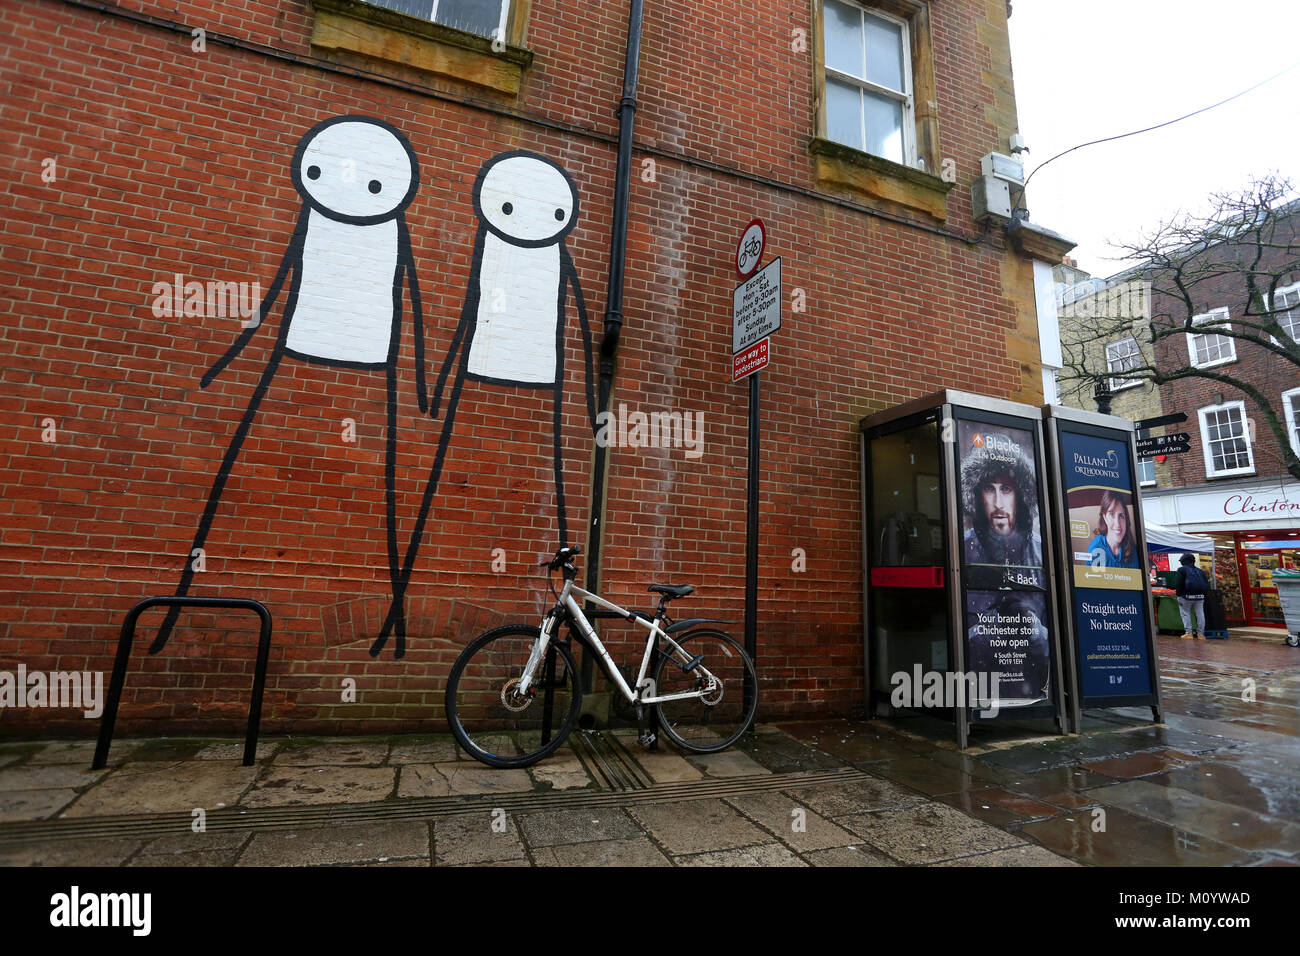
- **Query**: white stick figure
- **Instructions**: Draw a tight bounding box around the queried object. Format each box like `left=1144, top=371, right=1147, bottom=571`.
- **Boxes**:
left=371, top=150, right=596, bottom=655
left=156, top=115, right=427, bottom=659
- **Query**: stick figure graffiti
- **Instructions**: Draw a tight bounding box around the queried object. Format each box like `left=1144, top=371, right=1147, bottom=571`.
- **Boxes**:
left=155, top=115, right=427, bottom=658
left=370, top=150, right=597, bottom=656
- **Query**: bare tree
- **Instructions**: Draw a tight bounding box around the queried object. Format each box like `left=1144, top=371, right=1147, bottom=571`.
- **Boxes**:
left=1058, top=176, right=1300, bottom=481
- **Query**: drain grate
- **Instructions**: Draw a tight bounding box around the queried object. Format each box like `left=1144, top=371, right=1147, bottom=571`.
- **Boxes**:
left=572, top=730, right=652, bottom=791
left=0, top=766, right=872, bottom=846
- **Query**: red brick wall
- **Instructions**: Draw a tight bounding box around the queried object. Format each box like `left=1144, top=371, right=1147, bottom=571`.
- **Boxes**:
left=1, top=0, right=1028, bottom=735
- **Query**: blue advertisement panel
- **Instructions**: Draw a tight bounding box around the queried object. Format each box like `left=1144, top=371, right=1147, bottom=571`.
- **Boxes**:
left=1059, top=430, right=1155, bottom=700
left=1073, top=586, right=1152, bottom=697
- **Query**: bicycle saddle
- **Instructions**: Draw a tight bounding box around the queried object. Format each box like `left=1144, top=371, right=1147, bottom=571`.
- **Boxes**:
left=648, top=584, right=694, bottom=599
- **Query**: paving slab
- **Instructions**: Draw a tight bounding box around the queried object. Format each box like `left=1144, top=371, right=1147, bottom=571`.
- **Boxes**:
left=396, top=763, right=533, bottom=798
left=1091, top=779, right=1300, bottom=854
left=631, top=749, right=703, bottom=783
left=127, top=849, right=238, bottom=867
left=240, top=766, right=395, bottom=808
left=723, top=790, right=860, bottom=852
left=1081, top=750, right=1203, bottom=779
left=434, top=812, right=527, bottom=866
left=0, top=838, right=143, bottom=867
left=628, top=798, right=771, bottom=856
left=735, top=731, right=844, bottom=772
left=0, top=787, right=78, bottom=822
left=273, top=741, right=390, bottom=766
left=529, top=752, right=594, bottom=790
left=674, top=843, right=807, bottom=867
left=838, top=802, right=1024, bottom=864
left=782, top=777, right=925, bottom=817
left=0, top=764, right=107, bottom=792
left=193, top=742, right=280, bottom=762
left=932, top=845, right=1077, bottom=866
left=1020, top=805, right=1257, bottom=866
left=934, top=789, right=1059, bottom=827
left=142, top=829, right=251, bottom=855
left=685, top=749, right=770, bottom=778
left=237, top=821, right=429, bottom=866
left=64, top=762, right=257, bottom=817
left=387, top=738, right=463, bottom=764
left=803, top=844, right=899, bottom=866
left=530, top=836, right=671, bottom=866
left=517, top=808, right=642, bottom=847
left=1150, top=761, right=1300, bottom=820
left=22, top=739, right=146, bottom=765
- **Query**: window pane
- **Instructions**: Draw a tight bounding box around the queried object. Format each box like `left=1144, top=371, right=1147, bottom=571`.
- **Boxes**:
left=434, top=0, right=505, bottom=36
left=1279, top=290, right=1299, bottom=341
left=1138, top=459, right=1155, bottom=484
left=825, top=0, right=864, bottom=77
left=863, top=12, right=904, bottom=92
left=862, top=89, right=904, bottom=163
left=369, top=0, right=435, bottom=18
left=827, top=79, right=864, bottom=151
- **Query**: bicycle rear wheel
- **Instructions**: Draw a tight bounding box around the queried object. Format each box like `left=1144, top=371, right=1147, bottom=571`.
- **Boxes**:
left=445, top=625, right=581, bottom=768
left=652, top=629, right=757, bottom=753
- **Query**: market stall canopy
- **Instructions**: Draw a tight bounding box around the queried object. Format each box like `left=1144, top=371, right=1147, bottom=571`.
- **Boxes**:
left=1146, top=521, right=1215, bottom=555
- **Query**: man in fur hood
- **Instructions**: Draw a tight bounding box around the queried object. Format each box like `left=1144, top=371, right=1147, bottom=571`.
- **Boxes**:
left=961, top=438, right=1043, bottom=576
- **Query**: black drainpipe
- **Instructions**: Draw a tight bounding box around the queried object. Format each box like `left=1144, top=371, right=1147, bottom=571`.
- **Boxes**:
left=583, top=0, right=645, bottom=691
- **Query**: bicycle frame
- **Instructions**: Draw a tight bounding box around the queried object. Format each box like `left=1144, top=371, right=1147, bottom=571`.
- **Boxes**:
left=518, top=577, right=719, bottom=706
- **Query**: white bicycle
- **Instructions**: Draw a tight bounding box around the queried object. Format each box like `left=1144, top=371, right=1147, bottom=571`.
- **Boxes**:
left=445, top=546, right=759, bottom=767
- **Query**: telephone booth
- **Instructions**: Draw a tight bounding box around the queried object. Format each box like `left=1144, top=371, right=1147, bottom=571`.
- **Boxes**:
left=860, top=390, right=1068, bottom=748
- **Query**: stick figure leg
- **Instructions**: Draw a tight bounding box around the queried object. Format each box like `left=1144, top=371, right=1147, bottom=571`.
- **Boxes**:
left=383, top=361, right=405, bottom=657
left=153, top=348, right=286, bottom=653
left=370, top=359, right=469, bottom=657
left=552, top=379, right=569, bottom=549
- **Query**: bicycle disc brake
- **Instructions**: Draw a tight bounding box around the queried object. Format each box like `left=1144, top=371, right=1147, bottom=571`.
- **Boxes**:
left=500, top=677, right=532, bottom=713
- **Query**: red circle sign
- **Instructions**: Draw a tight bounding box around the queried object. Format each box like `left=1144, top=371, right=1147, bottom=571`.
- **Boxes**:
left=736, top=219, right=765, bottom=278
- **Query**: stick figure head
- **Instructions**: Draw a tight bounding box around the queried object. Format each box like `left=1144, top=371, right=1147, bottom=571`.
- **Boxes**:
left=472, top=151, right=579, bottom=247
left=291, top=116, right=419, bottom=224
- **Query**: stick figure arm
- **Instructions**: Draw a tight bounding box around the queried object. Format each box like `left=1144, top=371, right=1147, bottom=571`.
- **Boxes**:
left=563, top=248, right=597, bottom=434
left=431, top=230, right=485, bottom=418
left=200, top=212, right=304, bottom=389
left=399, top=225, right=428, bottom=413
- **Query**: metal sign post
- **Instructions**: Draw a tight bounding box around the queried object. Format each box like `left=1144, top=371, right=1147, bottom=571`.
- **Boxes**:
left=731, top=222, right=780, bottom=693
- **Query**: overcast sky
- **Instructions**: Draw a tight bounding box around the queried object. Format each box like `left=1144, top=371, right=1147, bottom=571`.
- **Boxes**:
left=1007, top=0, right=1300, bottom=279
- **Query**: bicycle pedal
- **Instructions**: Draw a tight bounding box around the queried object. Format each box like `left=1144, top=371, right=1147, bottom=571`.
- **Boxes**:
left=678, top=654, right=703, bottom=673
left=638, top=732, right=657, bottom=749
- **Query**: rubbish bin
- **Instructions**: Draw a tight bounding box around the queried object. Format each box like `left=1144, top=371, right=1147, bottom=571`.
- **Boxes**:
left=1274, top=571, right=1300, bottom=648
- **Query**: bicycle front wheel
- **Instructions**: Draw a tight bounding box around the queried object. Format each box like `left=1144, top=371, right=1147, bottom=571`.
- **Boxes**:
left=652, top=629, right=758, bottom=753
left=445, top=625, right=582, bottom=768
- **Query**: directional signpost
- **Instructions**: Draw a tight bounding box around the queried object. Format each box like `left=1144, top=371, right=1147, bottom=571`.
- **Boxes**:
left=732, top=221, right=781, bottom=688
left=1135, top=412, right=1188, bottom=431
left=1136, top=432, right=1191, bottom=459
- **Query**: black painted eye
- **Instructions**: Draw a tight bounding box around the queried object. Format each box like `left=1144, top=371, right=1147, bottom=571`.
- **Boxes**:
left=554, top=208, right=565, bottom=221
left=502, top=202, right=514, bottom=215
left=307, top=165, right=321, bottom=180
left=368, top=180, right=382, bottom=194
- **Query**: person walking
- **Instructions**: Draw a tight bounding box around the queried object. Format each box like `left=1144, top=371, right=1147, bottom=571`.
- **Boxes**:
left=1174, top=553, right=1210, bottom=639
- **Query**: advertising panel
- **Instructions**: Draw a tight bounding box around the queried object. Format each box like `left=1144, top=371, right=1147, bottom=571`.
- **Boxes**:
left=1059, top=431, right=1153, bottom=699
left=956, top=419, right=1052, bottom=708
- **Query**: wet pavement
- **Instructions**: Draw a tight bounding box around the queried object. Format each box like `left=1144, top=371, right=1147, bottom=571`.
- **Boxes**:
left=0, top=633, right=1296, bottom=866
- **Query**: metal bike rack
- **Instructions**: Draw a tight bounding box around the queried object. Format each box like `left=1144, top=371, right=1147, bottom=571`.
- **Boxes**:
left=92, top=596, right=273, bottom=770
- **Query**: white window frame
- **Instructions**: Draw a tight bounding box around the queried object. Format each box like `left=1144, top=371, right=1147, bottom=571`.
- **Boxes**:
left=1197, top=400, right=1255, bottom=479
left=822, top=1, right=916, bottom=167
left=1267, top=282, right=1300, bottom=346
left=1137, top=457, right=1156, bottom=487
left=1104, top=336, right=1142, bottom=391
left=1284, top=387, right=1300, bottom=460
left=372, top=0, right=510, bottom=40
left=1185, top=307, right=1237, bottom=369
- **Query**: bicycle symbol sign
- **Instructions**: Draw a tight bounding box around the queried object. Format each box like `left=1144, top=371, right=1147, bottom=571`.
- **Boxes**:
left=735, top=219, right=765, bottom=278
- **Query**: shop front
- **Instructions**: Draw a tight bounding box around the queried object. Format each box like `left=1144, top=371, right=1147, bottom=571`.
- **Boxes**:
left=1141, top=479, right=1300, bottom=628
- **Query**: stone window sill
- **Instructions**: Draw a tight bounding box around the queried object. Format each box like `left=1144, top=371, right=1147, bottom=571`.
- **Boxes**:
left=309, top=0, right=533, bottom=97
left=808, top=136, right=953, bottom=221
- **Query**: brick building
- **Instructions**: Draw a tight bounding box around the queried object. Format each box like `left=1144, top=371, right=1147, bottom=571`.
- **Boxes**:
left=1056, top=202, right=1300, bottom=627
left=1, top=0, right=1068, bottom=735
